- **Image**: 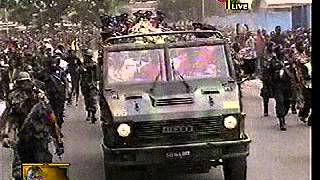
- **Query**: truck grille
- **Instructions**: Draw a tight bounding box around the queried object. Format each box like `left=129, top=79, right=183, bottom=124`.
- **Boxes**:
left=132, top=117, right=229, bottom=146
left=150, top=97, right=194, bottom=107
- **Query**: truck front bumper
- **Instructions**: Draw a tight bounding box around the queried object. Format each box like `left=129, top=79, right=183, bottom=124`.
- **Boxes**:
left=102, top=135, right=251, bottom=167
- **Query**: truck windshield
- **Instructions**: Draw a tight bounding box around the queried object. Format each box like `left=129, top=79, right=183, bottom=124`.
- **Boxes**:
left=168, top=45, right=229, bottom=80
left=107, top=49, right=165, bottom=84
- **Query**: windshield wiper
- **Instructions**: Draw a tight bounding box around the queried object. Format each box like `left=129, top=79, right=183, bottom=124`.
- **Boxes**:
left=149, top=72, right=161, bottom=93
left=171, top=61, right=192, bottom=93
left=150, top=53, right=164, bottom=93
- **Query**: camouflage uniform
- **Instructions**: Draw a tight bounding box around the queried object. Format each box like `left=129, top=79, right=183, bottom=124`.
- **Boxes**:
left=40, top=57, right=67, bottom=128
left=0, top=72, right=63, bottom=180
left=80, top=50, right=99, bottom=123
left=66, top=51, right=81, bottom=105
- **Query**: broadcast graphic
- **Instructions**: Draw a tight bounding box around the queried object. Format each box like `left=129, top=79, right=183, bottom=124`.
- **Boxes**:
left=22, top=163, right=70, bottom=180
left=217, top=0, right=249, bottom=10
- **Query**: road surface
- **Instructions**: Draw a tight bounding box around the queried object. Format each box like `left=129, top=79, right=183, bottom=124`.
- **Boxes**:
left=0, top=80, right=311, bottom=180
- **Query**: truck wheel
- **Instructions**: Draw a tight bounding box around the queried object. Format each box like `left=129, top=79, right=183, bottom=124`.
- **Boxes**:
left=105, top=166, right=120, bottom=180
left=223, top=157, right=247, bottom=180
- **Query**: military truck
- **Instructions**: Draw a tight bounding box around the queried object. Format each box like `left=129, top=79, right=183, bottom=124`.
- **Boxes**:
left=99, top=31, right=251, bottom=180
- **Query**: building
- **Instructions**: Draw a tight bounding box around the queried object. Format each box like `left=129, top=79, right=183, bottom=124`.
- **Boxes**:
left=206, top=0, right=312, bottom=32
left=259, top=0, right=312, bottom=30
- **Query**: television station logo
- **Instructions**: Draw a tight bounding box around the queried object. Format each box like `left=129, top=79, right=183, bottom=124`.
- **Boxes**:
left=217, top=0, right=249, bottom=11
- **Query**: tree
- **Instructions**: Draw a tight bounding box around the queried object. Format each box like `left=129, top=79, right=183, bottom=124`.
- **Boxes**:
left=159, top=0, right=226, bottom=22
left=7, top=0, right=71, bottom=28
left=0, top=0, right=17, bottom=9
left=6, top=0, right=116, bottom=28
left=8, top=1, right=35, bottom=26
left=68, top=0, right=112, bottom=27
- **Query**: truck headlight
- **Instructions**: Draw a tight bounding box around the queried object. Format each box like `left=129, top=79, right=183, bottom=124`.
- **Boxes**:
left=117, top=123, right=131, bottom=137
left=224, top=116, right=238, bottom=129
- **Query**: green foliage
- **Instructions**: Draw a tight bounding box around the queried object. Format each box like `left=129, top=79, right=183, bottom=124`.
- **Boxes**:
left=68, top=0, right=111, bottom=26
left=159, top=0, right=226, bottom=22
left=0, top=0, right=17, bottom=9
left=5, top=0, right=116, bottom=28
left=7, top=1, right=34, bottom=26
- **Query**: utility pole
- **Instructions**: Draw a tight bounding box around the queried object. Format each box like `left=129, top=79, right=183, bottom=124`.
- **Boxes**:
left=202, top=0, right=205, bottom=22
left=4, top=7, right=9, bottom=38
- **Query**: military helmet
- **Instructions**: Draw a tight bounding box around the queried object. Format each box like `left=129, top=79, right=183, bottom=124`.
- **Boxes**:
left=15, top=71, right=31, bottom=82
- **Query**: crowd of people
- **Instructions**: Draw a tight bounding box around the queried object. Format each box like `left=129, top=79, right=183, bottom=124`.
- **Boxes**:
left=0, top=10, right=312, bottom=179
left=0, top=27, right=101, bottom=179
left=228, top=24, right=312, bottom=131
left=204, top=23, right=311, bottom=131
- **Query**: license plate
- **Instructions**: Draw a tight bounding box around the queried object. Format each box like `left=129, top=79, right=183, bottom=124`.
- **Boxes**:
left=165, top=150, right=191, bottom=160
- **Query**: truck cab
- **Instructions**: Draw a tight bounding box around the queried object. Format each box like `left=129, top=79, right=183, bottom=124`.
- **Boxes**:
left=99, top=31, right=251, bottom=180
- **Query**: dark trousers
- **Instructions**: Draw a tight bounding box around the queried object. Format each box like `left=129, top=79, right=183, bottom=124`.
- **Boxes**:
left=13, top=139, right=52, bottom=179
left=290, top=84, right=299, bottom=111
left=68, top=74, right=80, bottom=104
left=274, top=86, right=291, bottom=118
left=243, top=58, right=256, bottom=76
left=49, top=99, right=65, bottom=128
left=263, top=97, right=269, bottom=114
left=81, top=84, right=97, bottom=114
left=298, top=87, right=312, bottom=118
left=0, top=79, right=9, bottom=100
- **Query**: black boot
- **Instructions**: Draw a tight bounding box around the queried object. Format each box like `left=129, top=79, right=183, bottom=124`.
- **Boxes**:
left=291, top=102, right=297, bottom=114
left=91, top=111, right=97, bottom=124
left=300, top=117, right=307, bottom=123
left=279, top=117, right=286, bottom=131
left=307, top=116, right=312, bottom=126
left=264, top=109, right=269, bottom=117
left=263, top=98, right=269, bottom=116
left=86, top=111, right=91, bottom=121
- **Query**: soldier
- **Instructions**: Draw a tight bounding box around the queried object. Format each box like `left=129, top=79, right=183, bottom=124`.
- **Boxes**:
left=9, top=53, right=23, bottom=84
left=0, top=57, right=10, bottom=100
left=21, top=50, right=43, bottom=78
left=66, top=50, right=81, bottom=106
left=271, top=50, right=292, bottom=131
left=39, top=56, right=67, bottom=130
left=80, top=49, right=99, bottom=123
left=260, top=42, right=276, bottom=116
left=0, top=71, right=64, bottom=180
